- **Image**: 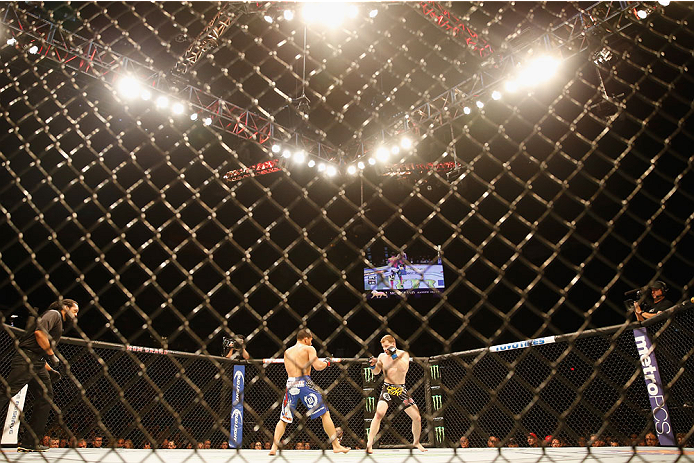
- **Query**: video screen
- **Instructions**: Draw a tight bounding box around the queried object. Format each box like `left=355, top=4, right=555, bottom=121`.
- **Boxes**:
left=363, top=249, right=445, bottom=298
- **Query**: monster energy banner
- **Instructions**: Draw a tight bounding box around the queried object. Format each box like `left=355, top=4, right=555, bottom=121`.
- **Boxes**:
left=428, top=364, right=445, bottom=447
left=229, top=365, right=245, bottom=448
left=363, top=365, right=377, bottom=438
left=633, top=328, right=676, bottom=446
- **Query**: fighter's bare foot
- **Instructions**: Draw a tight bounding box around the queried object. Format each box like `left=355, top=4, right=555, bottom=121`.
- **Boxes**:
left=366, top=445, right=373, bottom=454
left=415, top=443, right=427, bottom=452
left=269, top=447, right=277, bottom=456
left=332, top=445, right=350, bottom=453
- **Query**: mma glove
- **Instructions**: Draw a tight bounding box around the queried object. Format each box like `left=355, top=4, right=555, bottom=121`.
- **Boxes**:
left=387, top=346, right=398, bottom=359
left=324, top=357, right=333, bottom=367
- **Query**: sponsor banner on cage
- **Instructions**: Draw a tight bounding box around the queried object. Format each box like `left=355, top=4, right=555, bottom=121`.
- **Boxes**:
left=633, top=328, right=676, bottom=446
left=489, top=336, right=556, bottom=352
left=229, top=365, right=245, bottom=449
left=1, top=385, right=27, bottom=446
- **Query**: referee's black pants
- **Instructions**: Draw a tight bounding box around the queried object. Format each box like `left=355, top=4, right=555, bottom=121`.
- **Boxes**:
left=0, top=349, right=54, bottom=446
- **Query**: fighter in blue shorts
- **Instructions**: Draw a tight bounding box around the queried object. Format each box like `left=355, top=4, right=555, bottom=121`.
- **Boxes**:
left=280, top=376, right=327, bottom=423
left=269, top=329, right=350, bottom=455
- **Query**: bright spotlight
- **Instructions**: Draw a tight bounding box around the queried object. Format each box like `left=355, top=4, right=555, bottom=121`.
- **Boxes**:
left=326, top=165, right=337, bottom=177
left=190, top=113, right=198, bottom=121
left=369, top=9, right=378, bottom=18
left=357, top=161, right=365, bottom=169
left=264, top=15, right=273, bottom=23
left=308, top=160, right=316, bottom=168
left=376, top=146, right=389, bottom=162
left=368, top=158, right=376, bottom=165
left=318, top=163, right=326, bottom=172
left=400, top=137, right=412, bottom=149
left=140, top=89, right=152, bottom=101
left=658, top=0, right=670, bottom=5
left=172, top=102, right=184, bottom=114
left=283, top=10, right=294, bottom=21
left=203, top=117, right=212, bottom=126
left=636, top=9, right=648, bottom=19
left=518, top=55, right=560, bottom=86
left=491, top=91, right=502, bottom=100
left=7, top=38, right=17, bottom=46
left=476, top=101, right=484, bottom=109
left=347, top=165, right=357, bottom=175
left=117, top=77, right=140, bottom=99
left=28, top=45, right=38, bottom=54
left=282, top=149, right=292, bottom=159
left=347, top=5, right=359, bottom=18
left=463, top=106, right=471, bottom=115
left=271, top=144, right=281, bottom=153
left=293, top=151, right=306, bottom=163
left=302, top=4, right=319, bottom=23
left=155, top=96, right=169, bottom=109
left=505, top=80, right=518, bottom=93
left=442, top=152, right=448, bottom=157
left=391, top=146, right=400, bottom=155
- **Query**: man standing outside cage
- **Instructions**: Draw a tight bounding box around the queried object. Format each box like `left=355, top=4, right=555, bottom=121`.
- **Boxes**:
left=367, top=334, right=426, bottom=454
left=0, top=299, right=79, bottom=452
left=268, top=329, right=349, bottom=455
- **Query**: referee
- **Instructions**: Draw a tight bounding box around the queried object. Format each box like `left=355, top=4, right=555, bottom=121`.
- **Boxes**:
left=0, top=299, right=79, bottom=452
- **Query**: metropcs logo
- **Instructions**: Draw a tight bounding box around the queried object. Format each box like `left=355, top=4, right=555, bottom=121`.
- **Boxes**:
left=231, top=409, right=242, bottom=442
left=634, top=335, right=671, bottom=435
left=233, top=370, right=244, bottom=404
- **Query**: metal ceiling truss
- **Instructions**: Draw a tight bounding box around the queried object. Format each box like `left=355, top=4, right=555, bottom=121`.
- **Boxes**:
left=417, top=2, right=494, bottom=59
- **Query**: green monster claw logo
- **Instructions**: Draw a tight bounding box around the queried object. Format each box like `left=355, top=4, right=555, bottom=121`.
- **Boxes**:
left=435, top=426, right=445, bottom=443
left=364, top=367, right=374, bottom=382
left=432, top=394, right=442, bottom=410
left=430, top=364, right=440, bottom=380
left=365, top=397, right=375, bottom=412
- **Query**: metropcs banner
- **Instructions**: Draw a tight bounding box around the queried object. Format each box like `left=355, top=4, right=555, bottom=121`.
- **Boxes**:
left=229, top=365, right=245, bottom=448
left=1, top=385, right=27, bottom=446
left=633, top=328, right=676, bottom=446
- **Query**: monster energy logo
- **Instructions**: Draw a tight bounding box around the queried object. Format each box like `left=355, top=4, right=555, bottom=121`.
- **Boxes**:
left=435, top=426, right=445, bottom=443
left=430, top=364, right=440, bottom=380
left=364, top=367, right=374, bottom=382
left=365, top=397, right=375, bottom=412
left=432, top=394, right=442, bottom=410
left=365, top=428, right=370, bottom=439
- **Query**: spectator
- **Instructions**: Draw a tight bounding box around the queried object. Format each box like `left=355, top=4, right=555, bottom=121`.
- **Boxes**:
left=196, top=442, right=204, bottom=449
left=295, top=442, right=304, bottom=450
left=527, top=433, right=539, bottom=447
left=143, top=442, right=152, bottom=450
left=487, top=436, right=500, bottom=448
left=304, top=442, right=311, bottom=450
left=254, top=441, right=262, bottom=450
left=123, top=439, right=133, bottom=449
left=204, top=440, right=212, bottom=449
left=542, top=435, right=552, bottom=447
left=59, top=438, right=68, bottom=448
left=77, top=439, right=87, bottom=449
left=634, top=282, right=673, bottom=321
left=167, top=440, right=177, bottom=449
left=645, top=432, right=658, bottom=446
left=506, top=437, right=519, bottom=448
left=264, top=442, right=271, bottom=450
left=459, top=436, right=470, bottom=448
left=41, top=436, right=51, bottom=447
left=550, top=437, right=563, bottom=448
left=116, top=438, right=125, bottom=448
left=219, top=441, right=229, bottom=449
left=590, top=434, right=605, bottom=447
left=577, top=436, right=587, bottom=447
left=92, top=436, right=103, bottom=448
left=50, top=438, right=60, bottom=448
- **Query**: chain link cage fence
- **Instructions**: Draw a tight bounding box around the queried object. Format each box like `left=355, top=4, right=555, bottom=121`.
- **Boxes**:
left=1, top=0, right=693, bottom=458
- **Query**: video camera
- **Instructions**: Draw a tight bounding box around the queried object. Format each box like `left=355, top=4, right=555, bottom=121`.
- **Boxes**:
left=222, top=335, right=245, bottom=356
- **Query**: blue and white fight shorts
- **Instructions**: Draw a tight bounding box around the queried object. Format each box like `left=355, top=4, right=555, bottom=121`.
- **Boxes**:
left=280, top=376, right=327, bottom=423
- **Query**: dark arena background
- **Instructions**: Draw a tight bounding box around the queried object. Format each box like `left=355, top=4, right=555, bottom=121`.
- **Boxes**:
left=1, top=1, right=693, bottom=462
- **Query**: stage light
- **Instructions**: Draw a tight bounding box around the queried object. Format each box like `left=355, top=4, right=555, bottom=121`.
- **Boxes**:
left=140, top=89, right=152, bottom=101
left=172, top=102, right=184, bottom=114
left=117, top=77, right=140, bottom=99
left=347, top=5, right=359, bottom=18
left=369, top=9, right=378, bottom=18
left=271, top=144, right=281, bottom=153
left=155, top=96, right=169, bottom=109
left=28, top=45, right=38, bottom=54
left=264, top=15, right=273, bottom=23
left=318, top=163, right=326, bottom=172
left=518, top=55, right=560, bottom=87
left=7, top=38, right=17, bottom=46
left=391, top=146, right=400, bottom=155
left=636, top=8, right=648, bottom=19
left=326, top=165, right=337, bottom=177
left=203, top=117, right=212, bottom=126
left=347, top=165, right=357, bottom=175
left=368, top=158, right=376, bottom=165
left=302, top=4, right=319, bottom=23
left=400, top=137, right=412, bottom=149
left=476, top=101, right=484, bottom=109
left=658, top=0, right=670, bottom=5
left=282, top=149, right=292, bottom=159
left=463, top=106, right=471, bottom=115
left=308, top=160, right=316, bottom=168
left=491, top=91, right=501, bottom=100
left=293, top=150, right=306, bottom=163
left=190, top=113, right=198, bottom=121
left=283, top=10, right=294, bottom=21
left=376, top=147, right=389, bottom=162
left=357, top=161, right=365, bottom=169
left=505, top=80, right=518, bottom=93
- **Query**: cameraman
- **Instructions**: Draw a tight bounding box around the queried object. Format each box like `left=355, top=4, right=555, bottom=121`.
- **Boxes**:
left=224, top=336, right=249, bottom=360
left=634, top=281, right=673, bottom=321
